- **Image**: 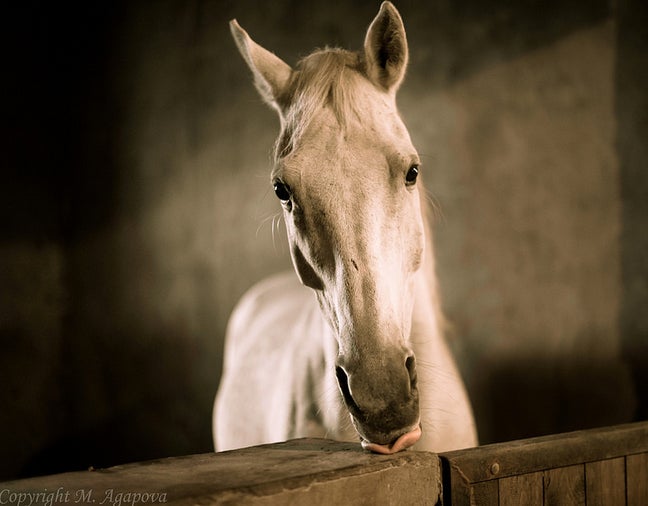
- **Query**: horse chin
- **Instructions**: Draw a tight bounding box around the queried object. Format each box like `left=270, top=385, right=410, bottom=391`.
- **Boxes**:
left=358, top=422, right=422, bottom=455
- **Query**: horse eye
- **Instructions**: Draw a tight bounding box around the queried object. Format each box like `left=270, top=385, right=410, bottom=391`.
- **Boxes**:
left=405, top=165, right=419, bottom=185
left=273, top=181, right=291, bottom=202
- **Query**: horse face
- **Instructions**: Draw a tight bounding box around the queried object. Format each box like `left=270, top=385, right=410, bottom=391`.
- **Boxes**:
left=278, top=109, right=425, bottom=451
left=232, top=2, right=425, bottom=453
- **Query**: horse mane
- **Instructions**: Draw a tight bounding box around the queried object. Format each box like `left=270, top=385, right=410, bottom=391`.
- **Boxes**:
left=275, top=48, right=366, bottom=159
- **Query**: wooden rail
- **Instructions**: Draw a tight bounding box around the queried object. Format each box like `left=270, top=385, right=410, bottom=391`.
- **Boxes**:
left=0, top=440, right=440, bottom=505
left=1, top=422, right=646, bottom=505
left=440, top=422, right=648, bottom=505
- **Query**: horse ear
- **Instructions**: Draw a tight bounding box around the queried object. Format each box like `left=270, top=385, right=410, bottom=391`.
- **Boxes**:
left=363, top=1, right=408, bottom=93
left=230, top=20, right=293, bottom=111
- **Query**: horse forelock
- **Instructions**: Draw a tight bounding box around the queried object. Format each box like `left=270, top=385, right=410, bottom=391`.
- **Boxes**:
left=274, top=48, right=368, bottom=160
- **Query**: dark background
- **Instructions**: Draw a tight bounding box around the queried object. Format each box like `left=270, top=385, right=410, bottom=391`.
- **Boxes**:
left=1, top=0, right=646, bottom=480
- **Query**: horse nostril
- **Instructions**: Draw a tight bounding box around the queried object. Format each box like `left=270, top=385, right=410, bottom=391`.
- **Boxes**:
left=335, top=366, right=362, bottom=416
left=405, top=355, right=417, bottom=390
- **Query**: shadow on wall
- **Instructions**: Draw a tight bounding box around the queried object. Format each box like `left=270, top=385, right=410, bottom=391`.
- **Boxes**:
left=617, top=0, right=648, bottom=423
left=471, top=356, right=637, bottom=444
left=19, top=333, right=202, bottom=478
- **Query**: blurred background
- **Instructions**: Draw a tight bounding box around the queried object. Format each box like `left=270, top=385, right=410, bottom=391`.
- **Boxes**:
left=2, top=0, right=646, bottom=480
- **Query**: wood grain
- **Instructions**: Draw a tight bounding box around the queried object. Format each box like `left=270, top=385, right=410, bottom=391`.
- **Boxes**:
left=585, top=457, right=625, bottom=506
left=544, top=464, right=585, bottom=505
left=440, top=422, right=648, bottom=483
left=499, top=472, right=543, bottom=506
left=471, top=480, right=498, bottom=506
left=627, top=452, right=648, bottom=506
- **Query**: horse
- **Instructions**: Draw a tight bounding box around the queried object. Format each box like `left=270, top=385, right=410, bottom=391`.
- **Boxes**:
left=213, top=1, right=477, bottom=454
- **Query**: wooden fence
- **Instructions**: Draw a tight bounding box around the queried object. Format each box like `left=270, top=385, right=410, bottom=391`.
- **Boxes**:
left=440, top=422, right=648, bottom=505
left=1, top=422, right=646, bottom=505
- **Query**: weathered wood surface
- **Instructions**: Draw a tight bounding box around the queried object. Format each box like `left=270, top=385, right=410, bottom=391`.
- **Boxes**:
left=627, top=452, right=648, bottom=506
left=2, top=423, right=646, bottom=505
left=498, top=472, right=543, bottom=506
left=0, top=439, right=440, bottom=506
left=440, top=421, right=648, bottom=506
left=585, top=457, right=625, bottom=506
left=545, top=465, right=585, bottom=505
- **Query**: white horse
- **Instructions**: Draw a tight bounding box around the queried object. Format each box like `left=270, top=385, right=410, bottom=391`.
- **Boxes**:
left=214, top=1, right=477, bottom=454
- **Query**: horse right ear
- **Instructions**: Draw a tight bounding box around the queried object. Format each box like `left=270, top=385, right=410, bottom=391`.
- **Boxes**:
left=364, top=2, right=408, bottom=94
left=230, top=20, right=293, bottom=112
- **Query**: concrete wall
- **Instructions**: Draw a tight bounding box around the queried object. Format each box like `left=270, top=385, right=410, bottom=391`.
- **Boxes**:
left=407, top=20, right=623, bottom=442
left=2, top=0, right=646, bottom=480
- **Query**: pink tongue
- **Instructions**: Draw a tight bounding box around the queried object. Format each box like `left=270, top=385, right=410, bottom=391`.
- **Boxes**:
left=361, top=425, right=422, bottom=455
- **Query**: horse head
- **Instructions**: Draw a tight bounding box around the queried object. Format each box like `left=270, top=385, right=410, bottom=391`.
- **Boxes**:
left=230, top=2, right=425, bottom=453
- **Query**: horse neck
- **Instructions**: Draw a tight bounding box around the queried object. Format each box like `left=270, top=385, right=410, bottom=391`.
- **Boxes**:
left=410, top=188, right=478, bottom=450
left=411, top=227, right=448, bottom=365
left=412, top=188, right=445, bottom=346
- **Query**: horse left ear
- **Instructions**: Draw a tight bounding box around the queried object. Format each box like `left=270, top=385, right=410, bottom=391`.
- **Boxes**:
left=364, top=1, right=408, bottom=93
left=230, top=19, right=293, bottom=112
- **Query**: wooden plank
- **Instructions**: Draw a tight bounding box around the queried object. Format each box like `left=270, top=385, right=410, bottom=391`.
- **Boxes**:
left=472, top=480, right=498, bottom=506
left=441, top=455, right=472, bottom=506
left=499, top=472, right=543, bottom=506
left=627, top=452, right=648, bottom=506
left=544, top=465, right=585, bottom=506
left=441, top=459, right=499, bottom=506
left=440, top=421, right=648, bottom=483
left=0, top=439, right=442, bottom=506
left=585, top=457, right=625, bottom=506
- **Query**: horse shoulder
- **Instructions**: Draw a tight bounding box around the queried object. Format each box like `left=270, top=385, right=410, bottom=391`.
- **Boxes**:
left=214, top=271, right=339, bottom=450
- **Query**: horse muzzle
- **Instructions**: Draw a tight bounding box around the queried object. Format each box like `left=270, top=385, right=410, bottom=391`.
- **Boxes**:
left=335, top=354, right=421, bottom=453
left=360, top=422, right=422, bottom=454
